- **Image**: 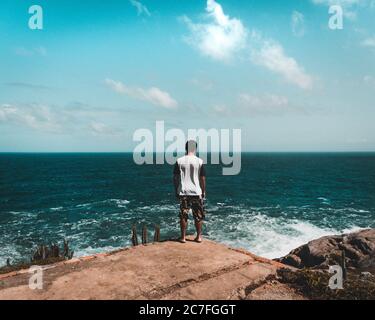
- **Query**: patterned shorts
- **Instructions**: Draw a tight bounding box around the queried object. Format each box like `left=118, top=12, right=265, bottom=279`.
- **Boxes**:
left=179, top=196, right=205, bottom=222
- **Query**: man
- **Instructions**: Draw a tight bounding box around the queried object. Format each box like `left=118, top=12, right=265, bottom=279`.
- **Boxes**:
left=173, top=140, right=206, bottom=243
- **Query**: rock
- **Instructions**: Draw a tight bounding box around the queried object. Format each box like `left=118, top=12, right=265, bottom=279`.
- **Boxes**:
left=360, top=272, right=374, bottom=280
left=275, top=229, right=375, bottom=270
left=358, top=252, right=375, bottom=271
left=282, top=254, right=302, bottom=268
left=339, top=243, right=362, bottom=261
left=245, top=280, right=306, bottom=300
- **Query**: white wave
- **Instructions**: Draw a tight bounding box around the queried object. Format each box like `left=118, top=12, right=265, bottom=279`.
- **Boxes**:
left=108, top=199, right=130, bottom=208
left=206, top=211, right=365, bottom=259
left=0, top=244, right=24, bottom=268
left=76, top=203, right=92, bottom=208
left=2, top=201, right=371, bottom=266
left=320, top=207, right=372, bottom=214
left=318, top=197, right=331, bottom=205
left=340, top=226, right=368, bottom=234
left=348, top=208, right=370, bottom=213
left=136, top=204, right=177, bottom=212
left=69, top=219, right=98, bottom=231
left=50, top=207, right=63, bottom=211
left=76, top=199, right=131, bottom=209
left=318, top=197, right=329, bottom=201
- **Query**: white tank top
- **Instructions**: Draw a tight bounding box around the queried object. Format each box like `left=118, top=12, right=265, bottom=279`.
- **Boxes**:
left=176, top=155, right=204, bottom=196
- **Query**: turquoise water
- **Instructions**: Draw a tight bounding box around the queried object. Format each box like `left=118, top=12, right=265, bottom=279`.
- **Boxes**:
left=0, top=153, right=374, bottom=266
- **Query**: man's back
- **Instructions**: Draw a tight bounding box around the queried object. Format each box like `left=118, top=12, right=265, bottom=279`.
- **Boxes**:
left=173, top=140, right=206, bottom=243
left=174, top=155, right=205, bottom=196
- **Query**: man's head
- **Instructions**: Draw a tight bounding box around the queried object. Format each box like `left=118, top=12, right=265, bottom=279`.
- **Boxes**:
left=185, top=140, right=198, bottom=154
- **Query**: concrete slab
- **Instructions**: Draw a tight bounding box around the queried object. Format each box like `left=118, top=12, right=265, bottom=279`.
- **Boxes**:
left=0, top=238, right=284, bottom=300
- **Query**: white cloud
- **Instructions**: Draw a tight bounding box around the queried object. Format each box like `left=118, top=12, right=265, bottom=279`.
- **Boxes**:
left=129, top=0, right=150, bottom=16
left=89, top=121, right=116, bottom=136
left=181, top=1, right=313, bottom=90
left=35, top=46, right=47, bottom=56
left=190, top=77, right=214, bottom=91
left=213, top=93, right=306, bottom=116
left=361, top=36, right=375, bottom=47
left=239, top=93, right=289, bottom=108
left=0, top=104, right=61, bottom=132
left=105, top=78, right=178, bottom=109
left=180, top=0, right=247, bottom=61
left=4, top=82, right=52, bottom=90
left=364, top=75, right=375, bottom=86
left=346, top=137, right=369, bottom=144
left=14, top=46, right=47, bottom=57
left=250, top=38, right=313, bottom=90
left=0, top=103, right=125, bottom=137
left=291, top=11, right=305, bottom=37
left=239, top=93, right=297, bottom=115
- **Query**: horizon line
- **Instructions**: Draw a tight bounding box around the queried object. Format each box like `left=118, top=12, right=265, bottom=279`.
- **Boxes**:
left=1, top=151, right=375, bottom=154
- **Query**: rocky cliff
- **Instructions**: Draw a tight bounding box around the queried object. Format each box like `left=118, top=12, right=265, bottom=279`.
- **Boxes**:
left=275, top=228, right=375, bottom=272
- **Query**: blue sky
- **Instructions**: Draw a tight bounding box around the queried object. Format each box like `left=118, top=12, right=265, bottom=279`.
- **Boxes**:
left=0, top=0, right=374, bottom=152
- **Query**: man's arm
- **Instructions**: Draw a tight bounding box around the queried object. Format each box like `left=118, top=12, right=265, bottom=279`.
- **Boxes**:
left=173, top=174, right=180, bottom=198
left=199, top=176, right=206, bottom=199
left=173, top=163, right=180, bottom=198
left=199, top=164, right=206, bottom=198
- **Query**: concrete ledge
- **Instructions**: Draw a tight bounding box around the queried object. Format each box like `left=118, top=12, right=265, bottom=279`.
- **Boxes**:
left=0, top=238, right=289, bottom=300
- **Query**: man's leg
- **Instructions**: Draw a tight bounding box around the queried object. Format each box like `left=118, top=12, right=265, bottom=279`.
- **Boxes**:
left=192, top=198, right=205, bottom=243
left=180, top=217, right=188, bottom=243
left=194, top=220, right=203, bottom=242
left=179, top=197, right=189, bottom=243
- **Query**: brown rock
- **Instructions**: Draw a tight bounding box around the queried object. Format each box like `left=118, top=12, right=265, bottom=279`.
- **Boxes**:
left=275, top=229, right=375, bottom=271
left=282, top=254, right=302, bottom=268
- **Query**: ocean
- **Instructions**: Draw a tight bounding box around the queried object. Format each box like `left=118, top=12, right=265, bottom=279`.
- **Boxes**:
left=0, top=153, right=374, bottom=267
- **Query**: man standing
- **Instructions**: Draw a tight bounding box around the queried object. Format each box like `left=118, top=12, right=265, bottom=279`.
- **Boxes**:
left=173, top=140, right=206, bottom=243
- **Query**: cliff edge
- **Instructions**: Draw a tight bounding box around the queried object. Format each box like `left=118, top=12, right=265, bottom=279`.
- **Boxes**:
left=0, top=237, right=301, bottom=300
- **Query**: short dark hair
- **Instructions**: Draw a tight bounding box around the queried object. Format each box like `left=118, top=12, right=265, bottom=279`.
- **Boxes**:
left=185, top=140, right=197, bottom=153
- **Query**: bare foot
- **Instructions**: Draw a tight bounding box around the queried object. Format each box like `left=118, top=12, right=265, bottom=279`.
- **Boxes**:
left=194, top=236, right=202, bottom=243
